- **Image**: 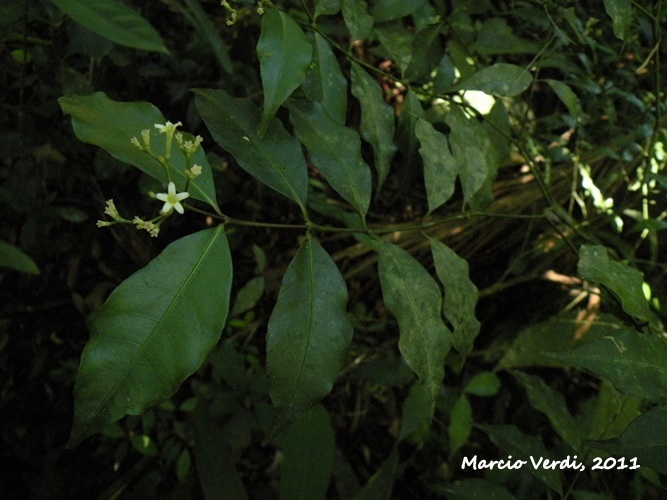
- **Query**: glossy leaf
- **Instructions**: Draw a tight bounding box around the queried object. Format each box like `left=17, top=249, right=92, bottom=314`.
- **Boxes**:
left=289, top=100, right=372, bottom=217
left=377, top=240, right=452, bottom=400
left=302, top=33, right=348, bottom=125
left=266, top=236, right=353, bottom=408
left=449, top=394, right=472, bottom=457
left=275, top=404, right=334, bottom=500
left=546, top=328, right=667, bottom=403
left=603, top=0, right=633, bottom=41
left=452, top=63, right=532, bottom=97
left=350, top=62, right=396, bottom=191
left=429, top=237, right=480, bottom=356
left=416, top=120, right=458, bottom=213
left=257, top=9, right=312, bottom=133
left=512, top=371, right=582, bottom=450
left=590, top=404, right=667, bottom=474
left=0, top=239, right=39, bottom=275
left=69, top=226, right=232, bottom=447
left=194, top=88, right=308, bottom=210
left=371, top=0, right=428, bottom=22
left=341, top=0, right=373, bottom=40
left=577, top=244, right=659, bottom=329
left=51, top=0, right=167, bottom=53
left=59, top=92, right=219, bottom=211
left=544, top=79, right=581, bottom=119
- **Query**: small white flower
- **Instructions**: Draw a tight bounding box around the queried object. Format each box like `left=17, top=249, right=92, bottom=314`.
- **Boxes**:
left=130, top=136, right=142, bottom=150
left=96, top=220, right=112, bottom=227
left=104, top=199, right=120, bottom=219
left=155, top=182, right=190, bottom=214
left=185, top=164, right=203, bottom=179
left=154, top=121, right=182, bottom=135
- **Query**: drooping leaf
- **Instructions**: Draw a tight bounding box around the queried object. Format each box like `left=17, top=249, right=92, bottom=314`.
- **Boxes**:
left=352, top=448, right=398, bottom=500
left=257, top=9, right=312, bottom=133
left=512, top=371, right=582, bottom=450
left=341, top=0, right=373, bottom=40
left=289, top=99, right=372, bottom=218
left=0, top=239, right=40, bottom=275
left=275, top=405, right=335, bottom=500
left=415, top=120, right=458, bottom=213
left=194, top=88, right=308, bottom=210
left=350, top=62, right=397, bottom=191
left=51, top=0, right=168, bottom=53
left=478, top=424, right=563, bottom=495
left=603, top=0, right=633, bottom=41
left=59, top=92, right=219, bottom=211
left=449, top=394, right=473, bottom=457
left=69, top=226, right=232, bottom=447
left=396, top=89, right=424, bottom=182
left=452, top=63, right=532, bottom=97
left=577, top=244, right=660, bottom=329
left=267, top=236, right=353, bottom=409
left=544, top=79, right=581, bottom=119
left=464, top=371, right=500, bottom=397
left=546, top=328, right=667, bottom=404
left=302, top=32, right=348, bottom=125
left=399, top=383, right=432, bottom=443
left=314, top=0, right=340, bottom=19
left=405, top=23, right=444, bottom=81
left=182, top=0, right=233, bottom=73
left=590, top=404, right=667, bottom=475
left=371, top=0, right=428, bottom=22
left=377, top=240, right=452, bottom=400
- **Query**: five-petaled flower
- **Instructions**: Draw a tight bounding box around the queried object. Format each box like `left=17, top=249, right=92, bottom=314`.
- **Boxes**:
left=155, top=182, right=189, bottom=214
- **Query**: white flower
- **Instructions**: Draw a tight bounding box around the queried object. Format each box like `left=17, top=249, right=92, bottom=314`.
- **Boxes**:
left=155, top=182, right=190, bottom=214
left=104, top=199, right=121, bottom=220
left=185, top=164, right=203, bottom=179
left=154, top=121, right=182, bottom=135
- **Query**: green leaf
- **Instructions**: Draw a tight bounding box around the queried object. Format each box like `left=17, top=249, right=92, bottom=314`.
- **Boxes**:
left=267, top=236, right=353, bottom=408
left=546, top=328, right=667, bottom=404
left=275, top=405, right=334, bottom=500
left=230, top=276, right=265, bottom=317
left=399, top=383, right=432, bottom=443
left=352, top=448, right=398, bottom=500
left=603, top=0, right=633, bottom=41
left=544, top=79, right=581, bottom=119
left=350, top=62, right=397, bottom=191
left=416, top=120, right=458, bottom=213
left=577, top=244, right=659, bottom=329
left=445, top=479, right=517, bottom=500
left=0, top=239, right=39, bottom=275
left=182, top=0, right=233, bottom=73
left=396, top=90, right=424, bottom=180
left=405, top=24, right=444, bottom=81
left=289, top=99, right=372, bottom=218
left=478, top=424, right=563, bottom=495
left=69, top=226, right=232, bottom=447
left=302, top=33, right=348, bottom=125
left=257, top=9, right=312, bottom=134
left=472, top=18, right=541, bottom=55
left=452, top=63, right=532, bottom=97
left=341, top=0, right=373, bottom=40
left=464, top=371, right=500, bottom=397
left=449, top=394, right=473, bottom=457
left=51, top=0, right=167, bottom=53
left=371, top=0, right=428, bottom=22
left=59, top=92, right=218, bottom=211
left=428, top=237, right=480, bottom=357
left=512, top=371, right=582, bottom=450
left=374, top=22, right=413, bottom=75
left=377, top=240, right=452, bottom=400
left=194, top=88, right=308, bottom=210
left=590, top=404, right=667, bottom=474
left=314, top=0, right=340, bottom=19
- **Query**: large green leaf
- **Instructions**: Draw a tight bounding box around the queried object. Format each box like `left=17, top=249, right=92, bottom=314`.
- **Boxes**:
left=603, top=0, right=633, bottom=41
left=405, top=23, right=444, bottom=81
left=301, top=32, right=348, bottom=125
left=350, top=62, right=397, bottom=191
left=289, top=100, right=372, bottom=218
left=182, top=0, right=233, bottom=73
left=377, top=240, right=452, bottom=400
left=452, top=63, right=532, bottom=97
left=341, top=0, right=373, bottom=40
left=194, top=88, right=308, bottom=210
left=428, top=237, right=480, bottom=357
left=267, top=236, right=353, bottom=408
left=69, top=226, right=232, bottom=447
left=415, top=119, right=458, bottom=213
left=59, top=92, right=218, bottom=211
left=544, top=79, right=581, bottom=119
left=546, top=328, right=667, bottom=404
left=374, top=22, right=413, bottom=75
left=577, top=244, right=660, bottom=330
left=51, top=0, right=167, bottom=53
left=0, top=239, right=39, bottom=275
left=371, top=0, right=428, bottom=22
left=590, top=404, right=667, bottom=474
left=314, top=0, right=340, bottom=19
left=449, top=394, right=473, bottom=457
left=257, top=9, right=312, bottom=134
left=275, top=404, right=335, bottom=500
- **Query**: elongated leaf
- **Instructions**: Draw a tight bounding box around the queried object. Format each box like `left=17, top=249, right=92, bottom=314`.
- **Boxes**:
left=302, top=33, right=348, bottom=125
left=478, top=424, right=563, bottom=495
left=257, top=9, right=312, bottom=133
left=405, top=24, right=444, bottom=81
left=0, top=239, right=39, bottom=275
left=396, top=90, right=424, bottom=182
left=452, top=63, right=532, bottom=97
left=289, top=100, right=372, bottom=217
left=352, top=448, right=398, bottom=500
left=603, top=0, right=633, bottom=41
left=464, top=371, right=500, bottom=397
left=428, top=237, right=480, bottom=357
left=69, top=226, right=232, bottom=447
left=194, top=88, right=308, bottom=210
left=377, top=240, right=452, bottom=400
left=544, top=79, right=581, bottom=119
left=314, top=0, right=340, bottom=19
left=375, top=22, right=413, bottom=75
left=577, top=244, right=660, bottom=329
left=512, top=371, right=582, bottom=450
left=590, top=404, right=667, bottom=474
left=341, top=0, right=373, bottom=40
left=371, top=0, right=428, bottom=22
left=399, top=383, right=432, bottom=443
left=267, top=236, right=353, bottom=408
left=415, top=119, right=458, bottom=213
left=59, top=92, right=218, bottom=211
left=183, top=0, right=233, bottom=73
left=449, top=394, right=472, bottom=457
left=546, top=328, right=667, bottom=403
left=472, top=18, right=541, bottom=56
left=275, top=405, right=335, bottom=500
left=51, top=0, right=167, bottom=53
left=350, top=62, right=396, bottom=191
